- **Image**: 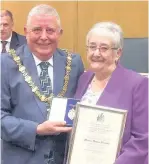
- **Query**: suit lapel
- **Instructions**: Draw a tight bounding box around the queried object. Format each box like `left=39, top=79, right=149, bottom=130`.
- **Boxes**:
left=97, top=64, right=123, bottom=107
left=10, top=32, right=19, bottom=50
left=20, top=46, right=47, bottom=118
left=75, top=71, right=95, bottom=100
left=53, top=50, right=66, bottom=96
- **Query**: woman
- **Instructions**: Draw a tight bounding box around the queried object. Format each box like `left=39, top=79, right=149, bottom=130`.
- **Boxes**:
left=74, top=22, right=148, bottom=164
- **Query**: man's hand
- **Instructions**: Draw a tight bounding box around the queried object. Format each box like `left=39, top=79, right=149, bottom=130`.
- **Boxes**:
left=36, top=121, right=72, bottom=135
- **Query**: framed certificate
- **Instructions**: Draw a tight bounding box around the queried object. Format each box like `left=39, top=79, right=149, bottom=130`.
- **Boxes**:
left=66, top=103, right=127, bottom=164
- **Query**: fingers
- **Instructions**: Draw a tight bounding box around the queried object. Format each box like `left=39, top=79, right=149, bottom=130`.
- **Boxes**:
left=51, top=121, right=67, bottom=127
left=49, top=121, right=72, bottom=133
left=55, top=126, right=72, bottom=133
left=36, top=121, right=72, bottom=135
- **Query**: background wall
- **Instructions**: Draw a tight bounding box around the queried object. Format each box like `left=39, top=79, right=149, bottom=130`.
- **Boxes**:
left=77, top=1, right=148, bottom=69
left=1, top=1, right=148, bottom=72
left=1, top=1, right=78, bottom=51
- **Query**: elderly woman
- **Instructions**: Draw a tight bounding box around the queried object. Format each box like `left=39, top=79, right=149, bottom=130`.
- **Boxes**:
left=74, top=22, right=148, bottom=164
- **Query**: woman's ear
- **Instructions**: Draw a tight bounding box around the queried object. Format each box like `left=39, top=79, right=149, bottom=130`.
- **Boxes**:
left=116, top=48, right=122, bottom=58
left=115, top=48, right=122, bottom=64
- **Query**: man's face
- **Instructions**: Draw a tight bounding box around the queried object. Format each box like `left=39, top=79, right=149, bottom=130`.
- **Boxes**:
left=0, top=16, right=13, bottom=40
left=24, top=14, right=62, bottom=60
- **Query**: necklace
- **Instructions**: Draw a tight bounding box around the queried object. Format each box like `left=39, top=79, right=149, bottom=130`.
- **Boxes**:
left=91, top=74, right=111, bottom=92
left=92, top=75, right=111, bottom=84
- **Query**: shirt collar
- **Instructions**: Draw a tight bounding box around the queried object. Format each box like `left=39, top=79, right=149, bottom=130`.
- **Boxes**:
left=32, top=53, right=53, bottom=67
left=0, top=32, right=12, bottom=43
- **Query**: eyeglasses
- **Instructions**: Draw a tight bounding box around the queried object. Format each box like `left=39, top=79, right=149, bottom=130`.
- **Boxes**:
left=0, top=23, right=10, bottom=28
left=87, top=45, right=118, bottom=53
left=30, top=27, right=60, bottom=35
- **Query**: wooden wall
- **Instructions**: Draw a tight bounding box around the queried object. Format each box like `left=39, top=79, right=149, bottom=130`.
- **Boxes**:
left=1, top=1, right=148, bottom=68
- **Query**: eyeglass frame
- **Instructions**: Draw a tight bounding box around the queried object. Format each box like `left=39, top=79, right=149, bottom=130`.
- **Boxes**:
left=86, top=45, right=119, bottom=53
left=28, top=26, right=62, bottom=35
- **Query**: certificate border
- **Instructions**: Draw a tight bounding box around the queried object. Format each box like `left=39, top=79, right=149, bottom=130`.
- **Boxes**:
left=67, top=103, right=127, bottom=164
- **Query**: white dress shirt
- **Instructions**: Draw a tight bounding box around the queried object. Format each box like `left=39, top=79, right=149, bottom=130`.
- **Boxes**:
left=32, top=54, right=54, bottom=90
left=0, top=33, right=12, bottom=53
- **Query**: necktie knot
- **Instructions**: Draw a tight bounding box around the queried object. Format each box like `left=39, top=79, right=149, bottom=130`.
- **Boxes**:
left=1, top=41, right=8, bottom=46
left=39, top=62, right=50, bottom=70
left=1, top=41, right=8, bottom=53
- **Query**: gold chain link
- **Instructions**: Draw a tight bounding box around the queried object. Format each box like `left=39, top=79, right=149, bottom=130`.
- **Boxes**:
left=8, top=49, right=72, bottom=105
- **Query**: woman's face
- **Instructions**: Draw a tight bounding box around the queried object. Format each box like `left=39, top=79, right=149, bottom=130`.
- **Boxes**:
left=87, top=33, right=121, bottom=73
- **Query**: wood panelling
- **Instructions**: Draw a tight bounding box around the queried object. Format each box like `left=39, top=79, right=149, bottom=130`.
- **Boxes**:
left=1, top=1, right=78, bottom=51
left=77, top=1, right=148, bottom=67
left=1, top=1, right=148, bottom=68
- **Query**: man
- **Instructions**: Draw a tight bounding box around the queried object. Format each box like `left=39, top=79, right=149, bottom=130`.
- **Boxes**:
left=1, top=4, right=84, bottom=164
left=0, top=9, right=26, bottom=53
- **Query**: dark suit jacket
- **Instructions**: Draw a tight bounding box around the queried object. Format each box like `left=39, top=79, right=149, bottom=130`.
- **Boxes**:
left=74, top=64, right=148, bottom=164
left=1, top=45, right=84, bottom=164
left=10, top=31, right=26, bottom=50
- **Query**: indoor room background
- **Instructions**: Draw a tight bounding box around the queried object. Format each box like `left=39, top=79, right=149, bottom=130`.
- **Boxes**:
left=1, top=1, right=148, bottom=73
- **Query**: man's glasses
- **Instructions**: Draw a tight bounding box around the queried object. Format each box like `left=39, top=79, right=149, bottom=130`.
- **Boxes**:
left=87, top=45, right=118, bottom=53
left=30, top=27, right=60, bottom=35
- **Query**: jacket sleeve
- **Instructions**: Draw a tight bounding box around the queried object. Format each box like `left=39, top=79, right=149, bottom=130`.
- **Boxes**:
left=78, top=55, right=84, bottom=77
left=1, top=55, right=38, bottom=151
left=115, top=77, right=148, bottom=164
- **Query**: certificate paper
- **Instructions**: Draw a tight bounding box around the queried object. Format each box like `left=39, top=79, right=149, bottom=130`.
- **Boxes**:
left=67, top=103, right=127, bottom=164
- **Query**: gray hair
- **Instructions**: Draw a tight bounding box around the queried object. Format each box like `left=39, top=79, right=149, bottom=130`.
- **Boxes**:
left=86, top=22, right=123, bottom=49
left=0, top=10, right=13, bottom=22
left=26, top=4, right=61, bottom=27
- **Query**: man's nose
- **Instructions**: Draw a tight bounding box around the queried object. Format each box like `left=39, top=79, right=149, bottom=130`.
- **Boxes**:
left=0, top=24, right=4, bottom=31
left=40, top=29, right=48, bottom=40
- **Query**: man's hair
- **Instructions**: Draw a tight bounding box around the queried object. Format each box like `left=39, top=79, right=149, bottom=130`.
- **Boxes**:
left=27, top=4, right=61, bottom=28
left=1, top=10, right=13, bottom=22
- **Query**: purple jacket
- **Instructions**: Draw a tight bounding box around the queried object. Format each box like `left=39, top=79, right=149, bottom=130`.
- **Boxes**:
left=74, top=64, right=148, bottom=164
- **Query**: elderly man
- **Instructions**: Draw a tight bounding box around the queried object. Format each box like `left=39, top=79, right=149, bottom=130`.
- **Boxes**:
left=0, top=9, right=26, bottom=53
left=1, top=4, right=84, bottom=164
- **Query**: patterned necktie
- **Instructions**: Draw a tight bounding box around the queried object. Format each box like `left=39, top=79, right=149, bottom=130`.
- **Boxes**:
left=1, top=41, right=8, bottom=53
left=39, top=62, right=52, bottom=96
left=39, top=62, right=55, bottom=164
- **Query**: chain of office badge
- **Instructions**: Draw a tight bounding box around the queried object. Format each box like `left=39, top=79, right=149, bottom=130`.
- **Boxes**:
left=8, top=49, right=72, bottom=105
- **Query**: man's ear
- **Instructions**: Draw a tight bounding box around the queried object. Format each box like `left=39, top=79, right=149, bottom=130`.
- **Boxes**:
left=59, top=28, right=63, bottom=35
left=10, top=20, right=14, bottom=31
left=24, top=26, right=27, bottom=36
left=12, top=21, right=14, bottom=28
left=57, top=29, right=63, bottom=41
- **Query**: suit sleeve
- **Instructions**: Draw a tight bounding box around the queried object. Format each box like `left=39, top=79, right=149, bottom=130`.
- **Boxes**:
left=115, top=77, right=148, bottom=164
left=1, top=55, right=38, bottom=151
left=78, top=55, right=84, bottom=77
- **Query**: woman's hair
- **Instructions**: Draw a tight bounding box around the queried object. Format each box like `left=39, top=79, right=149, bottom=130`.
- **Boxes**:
left=26, top=4, right=61, bottom=28
left=86, top=22, right=124, bottom=49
